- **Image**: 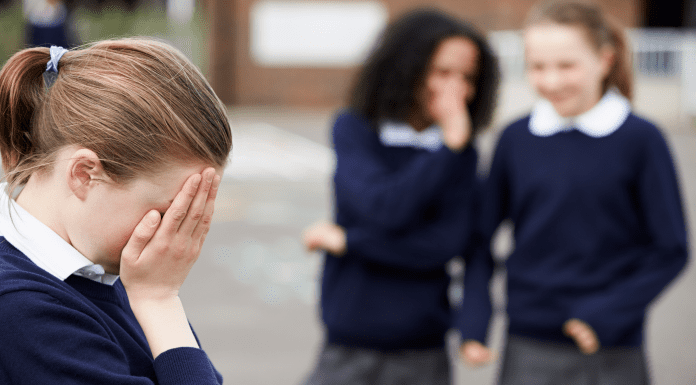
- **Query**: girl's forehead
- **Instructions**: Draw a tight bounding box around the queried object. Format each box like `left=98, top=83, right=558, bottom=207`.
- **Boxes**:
left=430, top=37, right=479, bottom=65
left=524, top=23, right=596, bottom=54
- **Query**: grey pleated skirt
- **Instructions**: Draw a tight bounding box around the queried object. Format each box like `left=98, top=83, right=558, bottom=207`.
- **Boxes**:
left=303, top=343, right=451, bottom=385
left=498, top=334, right=649, bottom=385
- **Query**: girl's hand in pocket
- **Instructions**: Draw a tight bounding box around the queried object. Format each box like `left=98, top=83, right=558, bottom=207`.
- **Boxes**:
left=564, top=318, right=600, bottom=355
left=460, top=340, right=497, bottom=367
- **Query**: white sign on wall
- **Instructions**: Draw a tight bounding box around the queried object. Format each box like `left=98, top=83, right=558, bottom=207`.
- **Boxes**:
left=250, top=1, right=389, bottom=67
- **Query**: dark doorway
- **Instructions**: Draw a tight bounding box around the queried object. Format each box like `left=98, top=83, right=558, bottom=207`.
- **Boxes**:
left=643, top=0, right=689, bottom=27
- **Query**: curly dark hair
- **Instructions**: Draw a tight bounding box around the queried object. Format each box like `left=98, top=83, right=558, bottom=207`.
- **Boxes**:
left=349, top=7, right=499, bottom=135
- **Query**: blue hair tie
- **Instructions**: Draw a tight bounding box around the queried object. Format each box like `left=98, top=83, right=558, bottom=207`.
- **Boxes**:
left=44, top=45, right=68, bottom=88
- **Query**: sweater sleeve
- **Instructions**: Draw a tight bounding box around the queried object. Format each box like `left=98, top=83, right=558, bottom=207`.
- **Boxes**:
left=342, top=147, right=478, bottom=270
left=343, top=224, right=464, bottom=271
left=457, top=132, right=512, bottom=344
left=333, top=112, right=471, bottom=231
left=154, top=348, right=221, bottom=385
left=570, top=126, right=689, bottom=346
left=0, top=290, right=222, bottom=385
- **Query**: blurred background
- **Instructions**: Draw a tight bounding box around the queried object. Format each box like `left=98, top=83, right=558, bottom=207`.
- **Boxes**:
left=2, top=0, right=695, bottom=383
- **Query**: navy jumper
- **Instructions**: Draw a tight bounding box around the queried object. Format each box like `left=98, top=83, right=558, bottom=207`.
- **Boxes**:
left=458, top=112, right=688, bottom=347
left=0, top=240, right=222, bottom=385
left=321, top=110, right=479, bottom=351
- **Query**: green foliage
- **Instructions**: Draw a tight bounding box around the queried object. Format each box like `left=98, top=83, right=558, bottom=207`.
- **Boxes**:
left=0, top=1, right=208, bottom=73
left=0, top=2, right=25, bottom=68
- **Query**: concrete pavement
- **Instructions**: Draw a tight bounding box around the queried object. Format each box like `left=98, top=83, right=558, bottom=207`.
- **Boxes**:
left=180, top=82, right=696, bottom=384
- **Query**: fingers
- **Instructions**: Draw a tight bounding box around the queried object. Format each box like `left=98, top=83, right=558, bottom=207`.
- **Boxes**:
left=193, top=173, right=221, bottom=246
left=302, top=221, right=330, bottom=251
left=160, top=173, right=202, bottom=234
left=428, top=79, right=472, bottom=152
left=301, top=221, right=347, bottom=256
left=564, top=319, right=600, bottom=355
left=121, top=210, right=162, bottom=263
left=430, top=79, right=465, bottom=114
left=302, top=234, right=321, bottom=252
left=160, top=168, right=217, bottom=238
left=460, top=340, right=496, bottom=367
left=178, top=168, right=216, bottom=236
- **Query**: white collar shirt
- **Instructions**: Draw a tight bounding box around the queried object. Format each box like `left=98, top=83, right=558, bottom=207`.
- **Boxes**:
left=529, top=89, right=631, bottom=138
left=0, top=183, right=118, bottom=285
left=378, top=121, right=443, bottom=152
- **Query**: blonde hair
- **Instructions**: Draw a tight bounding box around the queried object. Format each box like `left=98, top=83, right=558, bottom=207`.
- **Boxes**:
left=525, top=0, right=633, bottom=101
left=0, top=38, right=232, bottom=193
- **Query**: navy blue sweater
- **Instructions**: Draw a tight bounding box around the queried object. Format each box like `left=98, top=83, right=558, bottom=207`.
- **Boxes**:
left=320, top=111, right=478, bottom=350
left=0, top=238, right=223, bottom=384
left=458, top=114, right=688, bottom=347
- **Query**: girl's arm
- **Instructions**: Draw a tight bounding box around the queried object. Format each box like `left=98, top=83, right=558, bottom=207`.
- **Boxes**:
left=457, top=132, right=512, bottom=364
left=304, top=209, right=471, bottom=271
left=568, top=126, right=688, bottom=346
left=306, top=150, right=477, bottom=271
left=0, top=289, right=222, bottom=385
left=120, top=168, right=222, bottom=383
left=333, top=112, right=474, bottom=232
left=0, top=170, right=222, bottom=385
left=344, top=157, right=478, bottom=270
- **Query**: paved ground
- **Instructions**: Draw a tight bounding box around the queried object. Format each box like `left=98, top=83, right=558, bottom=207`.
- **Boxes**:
left=179, top=81, right=696, bottom=384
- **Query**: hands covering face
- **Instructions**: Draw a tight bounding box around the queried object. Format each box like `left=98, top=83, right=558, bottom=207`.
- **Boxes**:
left=120, top=167, right=220, bottom=303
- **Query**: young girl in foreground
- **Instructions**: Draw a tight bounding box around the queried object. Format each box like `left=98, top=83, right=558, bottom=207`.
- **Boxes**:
left=302, top=8, right=498, bottom=385
left=459, top=1, right=688, bottom=383
left=0, top=39, right=232, bottom=384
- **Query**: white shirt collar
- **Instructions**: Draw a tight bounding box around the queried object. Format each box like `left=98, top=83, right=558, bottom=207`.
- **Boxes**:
left=529, top=90, right=631, bottom=138
left=378, top=121, right=443, bottom=152
left=0, top=183, right=118, bottom=285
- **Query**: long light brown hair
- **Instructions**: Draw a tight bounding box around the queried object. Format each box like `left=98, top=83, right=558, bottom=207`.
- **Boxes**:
left=525, top=0, right=633, bottom=101
left=0, top=38, right=232, bottom=193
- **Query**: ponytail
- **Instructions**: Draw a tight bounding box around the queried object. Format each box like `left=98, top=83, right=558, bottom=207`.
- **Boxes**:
left=0, top=39, right=232, bottom=196
left=0, top=47, right=50, bottom=179
left=605, top=16, right=633, bottom=101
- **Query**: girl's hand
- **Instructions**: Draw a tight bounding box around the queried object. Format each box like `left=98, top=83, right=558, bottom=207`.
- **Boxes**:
left=427, top=78, right=472, bottom=152
left=563, top=318, right=600, bottom=355
left=460, top=340, right=497, bottom=367
left=119, top=167, right=220, bottom=358
left=120, top=168, right=220, bottom=302
left=302, top=221, right=346, bottom=256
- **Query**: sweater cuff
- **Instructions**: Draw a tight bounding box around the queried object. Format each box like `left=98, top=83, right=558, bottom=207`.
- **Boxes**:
left=569, top=302, right=644, bottom=347
left=455, top=302, right=491, bottom=344
left=439, top=141, right=476, bottom=160
left=345, top=227, right=361, bottom=255
left=426, top=145, right=476, bottom=182
left=154, top=347, right=219, bottom=385
left=456, top=317, right=490, bottom=345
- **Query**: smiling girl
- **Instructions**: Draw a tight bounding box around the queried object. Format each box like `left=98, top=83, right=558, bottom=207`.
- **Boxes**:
left=458, top=1, right=688, bottom=384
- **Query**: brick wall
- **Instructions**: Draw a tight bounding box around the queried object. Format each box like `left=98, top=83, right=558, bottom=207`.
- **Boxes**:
left=210, top=0, right=640, bottom=107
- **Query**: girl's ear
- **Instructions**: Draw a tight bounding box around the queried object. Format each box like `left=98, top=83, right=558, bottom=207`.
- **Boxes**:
left=599, top=45, right=615, bottom=78
left=66, top=148, right=108, bottom=200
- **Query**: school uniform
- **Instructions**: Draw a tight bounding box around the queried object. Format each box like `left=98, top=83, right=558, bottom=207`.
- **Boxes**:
left=24, top=0, right=72, bottom=48
left=458, top=91, right=688, bottom=384
left=305, top=111, right=478, bottom=385
left=0, top=184, right=222, bottom=384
